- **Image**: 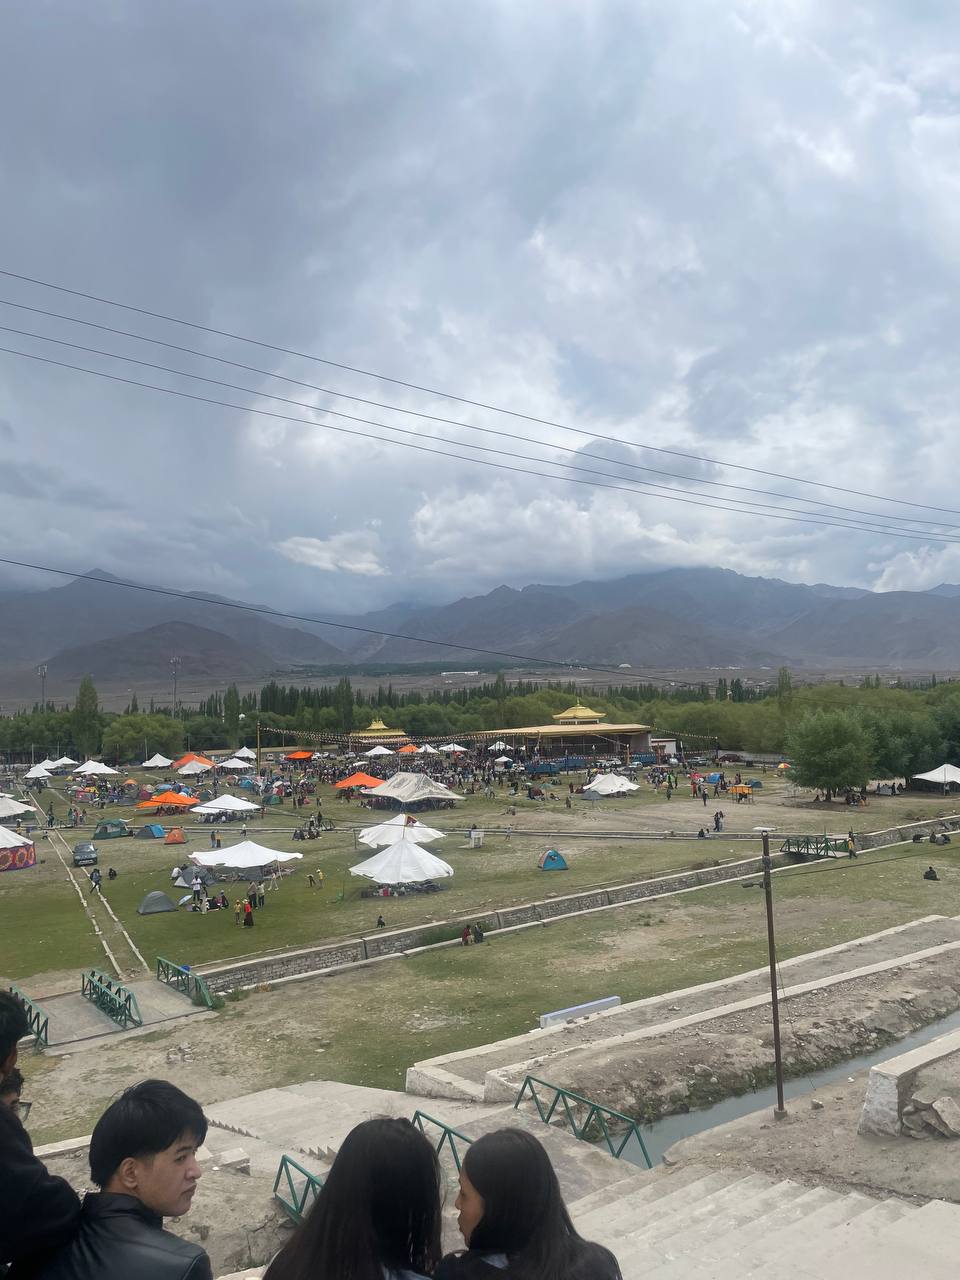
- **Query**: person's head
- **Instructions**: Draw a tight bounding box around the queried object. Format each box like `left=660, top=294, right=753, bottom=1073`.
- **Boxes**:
left=457, top=1128, right=620, bottom=1279
left=265, top=1118, right=441, bottom=1280
left=0, top=1065, right=24, bottom=1108
left=89, top=1080, right=207, bottom=1218
left=0, top=991, right=29, bottom=1076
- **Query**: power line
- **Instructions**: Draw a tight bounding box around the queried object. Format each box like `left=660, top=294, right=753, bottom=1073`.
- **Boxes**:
left=2, top=265, right=958, bottom=518
left=0, top=296, right=952, bottom=531
left=3, top=340, right=958, bottom=545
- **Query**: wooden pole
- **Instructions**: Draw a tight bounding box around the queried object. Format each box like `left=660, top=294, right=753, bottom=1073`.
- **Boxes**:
left=762, top=831, right=787, bottom=1116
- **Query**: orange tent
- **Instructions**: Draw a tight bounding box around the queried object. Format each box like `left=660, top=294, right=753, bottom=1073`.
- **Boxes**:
left=164, top=827, right=186, bottom=844
left=136, top=791, right=200, bottom=809
left=285, top=750, right=314, bottom=761
left=335, top=772, right=384, bottom=789
left=172, top=752, right=215, bottom=770
left=397, top=744, right=418, bottom=755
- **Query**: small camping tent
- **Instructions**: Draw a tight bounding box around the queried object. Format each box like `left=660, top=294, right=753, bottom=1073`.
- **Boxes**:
left=164, top=827, right=186, bottom=845
left=538, top=849, right=568, bottom=870
left=138, top=824, right=166, bottom=839
left=137, top=890, right=177, bottom=915
left=93, top=819, right=134, bottom=840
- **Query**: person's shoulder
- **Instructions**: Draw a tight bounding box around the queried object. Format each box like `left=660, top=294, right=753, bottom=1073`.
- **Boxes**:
left=436, top=1252, right=503, bottom=1280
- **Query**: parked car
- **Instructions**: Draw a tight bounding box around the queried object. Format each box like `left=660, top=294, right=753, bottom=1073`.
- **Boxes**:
left=72, top=841, right=98, bottom=866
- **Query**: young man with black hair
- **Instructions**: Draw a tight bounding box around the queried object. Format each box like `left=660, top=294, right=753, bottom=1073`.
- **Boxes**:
left=0, top=990, right=80, bottom=1273
left=33, top=1079, right=212, bottom=1280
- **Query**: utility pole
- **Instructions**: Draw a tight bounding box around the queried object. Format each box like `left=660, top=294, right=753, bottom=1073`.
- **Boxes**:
left=170, top=656, right=182, bottom=716
left=37, top=664, right=47, bottom=710
left=761, top=831, right=787, bottom=1117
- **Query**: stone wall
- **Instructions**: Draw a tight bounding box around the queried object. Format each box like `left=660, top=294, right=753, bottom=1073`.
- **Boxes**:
left=855, top=814, right=960, bottom=851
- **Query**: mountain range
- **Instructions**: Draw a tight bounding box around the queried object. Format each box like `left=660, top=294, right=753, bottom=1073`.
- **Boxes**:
left=0, top=566, right=957, bottom=699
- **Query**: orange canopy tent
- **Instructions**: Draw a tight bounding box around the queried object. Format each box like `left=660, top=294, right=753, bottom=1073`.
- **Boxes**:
left=397, top=744, right=418, bottom=755
left=285, top=750, right=314, bottom=761
left=335, top=772, right=384, bottom=790
left=137, top=791, right=201, bottom=809
left=172, top=752, right=215, bottom=770
left=730, top=784, right=753, bottom=795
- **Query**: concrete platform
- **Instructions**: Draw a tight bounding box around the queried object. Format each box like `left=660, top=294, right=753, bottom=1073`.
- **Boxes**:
left=36, top=977, right=213, bottom=1050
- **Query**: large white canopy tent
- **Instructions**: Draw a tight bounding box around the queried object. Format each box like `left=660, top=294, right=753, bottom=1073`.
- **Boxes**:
left=24, top=765, right=52, bottom=780
left=142, top=753, right=174, bottom=769
left=36, top=758, right=58, bottom=769
left=219, top=756, right=253, bottom=770
left=438, top=743, right=469, bottom=753
left=178, top=760, right=212, bottom=776
left=0, top=824, right=35, bottom=849
left=0, top=797, right=36, bottom=819
left=364, top=745, right=395, bottom=757
left=486, top=740, right=508, bottom=751
left=417, top=744, right=440, bottom=755
left=913, top=764, right=960, bottom=786
left=361, top=772, right=462, bottom=805
left=190, top=841, right=303, bottom=870
left=52, top=756, right=77, bottom=768
left=234, top=746, right=257, bottom=760
left=76, top=760, right=120, bottom=776
left=192, top=795, right=260, bottom=814
left=358, top=814, right=446, bottom=849
left=349, top=837, right=454, bottom=884
left=583, top=773, right=640, bottom=796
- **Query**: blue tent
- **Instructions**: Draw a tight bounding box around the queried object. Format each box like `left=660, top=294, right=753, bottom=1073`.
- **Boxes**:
left=538, top=849, right=568, bottom=871
left=706, top=772, right=721, bottom=784
left=138, top=823, right=166, bottom=838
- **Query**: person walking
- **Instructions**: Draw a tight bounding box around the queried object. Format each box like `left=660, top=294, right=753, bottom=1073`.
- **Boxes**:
left=214, top=830, right=222, bottom=850
left=257, top=881, right=266, bottom=909
left=233, top=899, right=242, bottom=925
left=247, top=880, right=258, bottom=910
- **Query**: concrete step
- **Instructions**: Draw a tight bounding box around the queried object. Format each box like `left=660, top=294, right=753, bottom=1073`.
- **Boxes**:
left=570, top=1163, right=718, bottom=1223
left=654, top=1179, right=805, bottom=1261
left=620, top=1173, right=778, bottom=1246
left=691, top=1184, right=842, bottom=1263
left=574, top=1169, right=753, bottom=1241
left=721, top=1192, right=890, bottom=1278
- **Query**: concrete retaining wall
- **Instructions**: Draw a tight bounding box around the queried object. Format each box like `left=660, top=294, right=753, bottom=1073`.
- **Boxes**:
left=855, top=815, right=960, bottom=851
left=859, top=1027, right=960, bottom=1136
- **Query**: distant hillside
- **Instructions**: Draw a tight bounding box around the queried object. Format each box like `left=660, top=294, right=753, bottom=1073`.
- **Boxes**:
left=43, top=621, right=280, bottom=683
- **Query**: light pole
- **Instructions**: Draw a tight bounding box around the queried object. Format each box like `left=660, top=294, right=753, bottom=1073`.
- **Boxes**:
left=170, top=656, right=182, bottom=716
left=37, top=664, right=47, bottom=710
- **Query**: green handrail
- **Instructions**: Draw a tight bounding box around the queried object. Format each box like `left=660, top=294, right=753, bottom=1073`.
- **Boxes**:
left=9, top=984, right=48, bottom=1050
left=514, top=1075, right=652, bottom=1168
left=156, top=956, right=215, bottom=1009
left=81, top=970, right=143, bottom=1029
left=411, top=1110, right=474, bottom=1172
left=273, top=1154, right=324, bottom=1222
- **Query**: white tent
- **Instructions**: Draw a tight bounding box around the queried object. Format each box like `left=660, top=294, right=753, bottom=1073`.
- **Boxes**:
left=219, top=756, right=253, bottom=770
left=417, top=744, right=440, bottom=755
left=24, top=765, right=52, bottom=780
left=190, top=841, right=303, bottom=870
left=913, top=764, right=960, bottom=785
left=364, top=745, right=395, bottom=757
left=234, top=746, right=257, bottom=759
left=358, top=814, right=446, bottom=848
left=0, top=797, right=36, bottom=819
left=494, top=755, right=513, bottom=764
left=76, top=760, right=120, bottom=776
left=37, top=758, right=58, bottom=769
left=439, top=743, right=469, bottom=753
left=583, top=773, right=640, bottom=796
left=361, top=772, right=462, bottom=805
left=0, top=824, right=35, bottom=850
left=178, top=760, right=212, bottom=776
left=192, top=794, right=260, bottom=814
left=487, top=740, right=508, bottom=750
left=142, top=753, right=174, bottom=769
left=52, top=756, right=78, bottom=768
left=350, top=837, right=454, bottom=884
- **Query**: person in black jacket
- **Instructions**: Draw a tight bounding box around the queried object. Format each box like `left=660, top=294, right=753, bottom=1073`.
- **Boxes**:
left=31, top=1079, right=212, bottom=1280
left=0, top=991, right=81, bottom=1274
left=438, top=1129, right=621, bottom=1280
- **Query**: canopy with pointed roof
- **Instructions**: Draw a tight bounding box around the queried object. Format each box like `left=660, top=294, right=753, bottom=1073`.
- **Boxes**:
left=142, top=753, right=174, bottom=769
left=335, top=771, right=385, bottom=790
left=137, top=791, right=200, bottom=809
left=24, top=765, right=52, bottom=780
left=192, top=794, right=261, bottom=814
left=350, top=837, right=454, bottom=884
left=358, top=814, right=446, bottom=848
left=417, top=744, right=439, bottom=755
left=173, top=752, right=215, bottom=770
left=52, top=756, right=78, bottom=767
left=361, top=772, right=461, bottom=805
left=234, top=746, right=257, bottom=759
left=76, top=760, right=120, bottom=776
left=191, top=841, right=303, bottom=869
left=178, top=759, right=212, bottom=776
left=219, top=756, right=253, bottom=770
left=0, top=796, right=36, bottom=819
left=397, top=744, right=419, bottom=755
left=364, top=745, right=395, bottom=757
left=583, top=773, right=640, bottom=796
left=285, top=750, right=314, bottom=761
left=913, top=764, right=960, bottom=785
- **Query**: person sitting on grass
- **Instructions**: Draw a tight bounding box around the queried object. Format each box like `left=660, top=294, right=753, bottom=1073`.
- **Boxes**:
left=924, top=865, right=940, bottom=881
left=32, top=1079, right=211, bottom=1280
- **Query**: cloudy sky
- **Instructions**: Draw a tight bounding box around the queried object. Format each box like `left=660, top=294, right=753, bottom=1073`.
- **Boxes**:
left=2, top=0, right=960, bottom=614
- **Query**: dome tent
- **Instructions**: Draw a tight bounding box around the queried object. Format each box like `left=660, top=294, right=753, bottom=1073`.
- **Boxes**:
left=137, top=890, right=177, bottom=915
left=538, top=849, right=568, bottom=870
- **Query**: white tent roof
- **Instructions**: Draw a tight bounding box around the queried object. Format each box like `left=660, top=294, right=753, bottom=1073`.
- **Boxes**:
left=37, top=758, right=58, bottom=769
left=913, top=764, right=960, bottom=784
left=494, top=755, right=513, bottom=764
left=487, top=740, right=508, bottom=750
left=142, top=753, right=174, bottom=768
left=0, top=824, right=34, bottom=849
left=364, top=745, right=395, bottom=757
left=234, top=746, right=257, bottom=759
left=358, top=814, right=446, bottom=848
left=583, top=773, right=640, bottom=796
left=192, top=794, right=260, bottom=814
left=417, top=744, right=439, bottom=754
left=361, top=772, right=462, bottom=804
left=52, top=756, right=77, bottom=767
left=350, top=837, right=455, bottom=884
left=76, top=760, right=119, bottom=776
left=439, top=743, right=469, bottom=753
left=219, top=756, right=253, bottom=770
left=190, top=841, right=303, bottom=869
left=24, top=765, right=52, bottom=779
left=178, top=760, right=212, bottom=775
left=0, top=797, right=35, bottom=819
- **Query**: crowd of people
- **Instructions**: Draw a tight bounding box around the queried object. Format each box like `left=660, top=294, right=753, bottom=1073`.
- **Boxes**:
left=0, top=991, right=620, bottom=1280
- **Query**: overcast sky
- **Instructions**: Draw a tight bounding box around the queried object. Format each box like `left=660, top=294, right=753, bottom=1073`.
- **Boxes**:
left=2, top=1, right=960, bottom=614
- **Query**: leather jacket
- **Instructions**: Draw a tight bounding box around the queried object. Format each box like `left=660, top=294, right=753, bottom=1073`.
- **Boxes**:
left=0, top=1101, right=79, bottom=1273
left=30, top=1193, right=212, bottom=1280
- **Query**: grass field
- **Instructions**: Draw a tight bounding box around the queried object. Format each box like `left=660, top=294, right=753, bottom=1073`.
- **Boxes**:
left=4, top=768, right=957, bottom=986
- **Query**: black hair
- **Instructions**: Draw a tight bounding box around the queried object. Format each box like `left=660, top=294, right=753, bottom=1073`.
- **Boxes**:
left=89, top=1079, right=208, bottom=1187
left=264, top=1118, right=441, bottom=1280
left=461, top=1129, right=621, bottom=1280
left=0, top=991, right=30, bottom=1063
left=0, top=1066, right=24, bottom=1098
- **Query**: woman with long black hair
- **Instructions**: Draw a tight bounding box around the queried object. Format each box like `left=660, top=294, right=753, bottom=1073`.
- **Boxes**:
left=265, top=1117, right=442, bottom=1280
left=438, top=1129, right=620, bottom=1280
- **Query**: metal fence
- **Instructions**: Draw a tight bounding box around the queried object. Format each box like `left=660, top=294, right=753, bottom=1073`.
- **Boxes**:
left=411, top=1110, right=474, bottom=1172
left=514, top=1075, right=652, bottom=1168
left=273, top=1154, right=324, bottom=1222
left=81, top=970, right=143, bottom=1029
left=156, top=956, right=215, bottom=1008
left=9, top=984, right=48, bottom=1049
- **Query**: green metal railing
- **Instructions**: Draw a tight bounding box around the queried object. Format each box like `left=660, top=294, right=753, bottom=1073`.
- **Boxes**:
left=273, top=1154, right=324, bottom=1222
left=514, top=1076, right=653, bottom=1168
left=411, top=1111, right=474, bottom=1172
left=779, top=835, right=847, bottom=861
left=81, top=970, right=142, bottom=1029
left=9, top=984, right=48, bottom=1049
left=156, top=956, right=215, bottom=1009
